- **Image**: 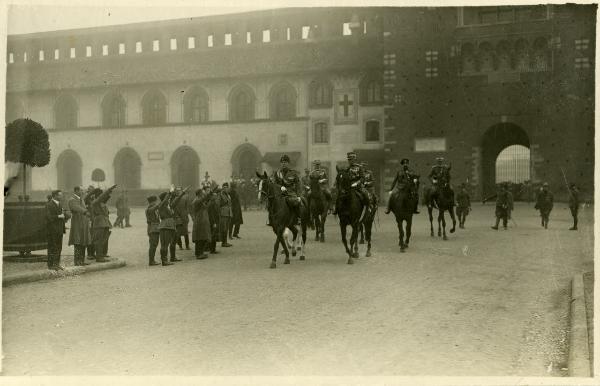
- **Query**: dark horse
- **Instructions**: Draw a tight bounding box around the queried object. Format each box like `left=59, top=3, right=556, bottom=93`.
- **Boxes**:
left=423, top=179, right=456, bottom=240
left=389, top=184, right=418, bottom=252
left=256, top=171, right=308, bottom=269
left=335, top=166, right=366, bottom=264
left=307, top=175, right=330, bottom=243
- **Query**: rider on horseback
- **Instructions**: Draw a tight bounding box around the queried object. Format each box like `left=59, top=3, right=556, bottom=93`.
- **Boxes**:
left=272, top=154, right=305, bottom=223
left=361, top=161, right=379, bottom=213
left=308, top=160, right=332, bottom=204
left=429, top=157, right=452, bottom=207
left=385, top=158, right=420, bottom=214
left=333, top=152, right=370, bottom=215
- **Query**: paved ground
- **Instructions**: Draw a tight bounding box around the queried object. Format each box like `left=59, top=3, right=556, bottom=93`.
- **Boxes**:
left=1, top=202, right=593, bottom=376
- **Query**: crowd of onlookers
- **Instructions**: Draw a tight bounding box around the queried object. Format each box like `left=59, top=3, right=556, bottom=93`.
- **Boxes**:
left=44, top=174, right=251, bottom=270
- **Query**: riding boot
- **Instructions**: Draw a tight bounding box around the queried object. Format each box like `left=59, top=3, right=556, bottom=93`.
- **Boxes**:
left=491, top=217, right=500, bottom=230
left=385, top=195, right=392, bottom=214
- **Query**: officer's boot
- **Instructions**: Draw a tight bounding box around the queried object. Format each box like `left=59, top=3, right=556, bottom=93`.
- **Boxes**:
left=332, top=197, right=340, bottom=215
left=570, top=216, right=578, bottom=230
left=413, top=192, right=420, bottom=214
left=491, top=217, right=500, bottom=230
left=385, top=193, right=392, bottom=214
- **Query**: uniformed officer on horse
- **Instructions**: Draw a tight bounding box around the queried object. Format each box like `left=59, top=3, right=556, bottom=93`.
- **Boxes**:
left=271, top=154, right=305, bottom=223
left=333, top=151, right=370, bottom=215
left=361, top=161, right=379, bottom=213
left=309, top=160, right=332, bottom=203
left=429, top=157, right=452, bottom=206
left=385, top=158, right=419, bottom=214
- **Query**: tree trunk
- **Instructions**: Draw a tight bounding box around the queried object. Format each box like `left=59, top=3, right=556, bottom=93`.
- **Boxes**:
left=22, top=163, right=27, bottom=197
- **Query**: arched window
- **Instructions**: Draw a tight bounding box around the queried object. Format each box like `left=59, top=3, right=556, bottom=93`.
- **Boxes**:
left=309, top=79, right=333, bottom=108
left=54, top=95, right=78, bottom=129
left=496, top=40, right=511, bottom=71
left=360, top=77, right=383, bottom=105
left=313, top=122, right=329, bottom=144
left=461, top=43, right=476, bottom=73
left=101, top=92, right=126, bottom=128
left=113, top=147, right=142, bottom=189
left=532, top=37, right=548, bottom=71
left=229, top=85, right=255, bottom=122
left=478, top=42, right=494, bottom=72
left=514, top=39, right=530, bottom=71
left=365, top=120, right=380, bottom=142
left=183, top=86, right=209, bottom=123
left=269, top=83, right=296, bottom=120
left=141, top=89, right=167, bottom=126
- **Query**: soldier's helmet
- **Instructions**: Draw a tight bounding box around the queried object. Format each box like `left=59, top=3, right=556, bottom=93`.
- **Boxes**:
left=280, top=154, right=290, bottom=163
left=400, top=158, right=409, bottom=165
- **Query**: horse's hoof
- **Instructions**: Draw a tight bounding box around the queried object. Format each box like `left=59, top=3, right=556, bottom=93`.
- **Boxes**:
left=292, top=250, right=297, bottom=257
left=284, top=258, right=290, bottom=264
left=320, top=236, right=325, bottom=243
left=450, top=228, right=456, bottom=234
left=299, top=255, right=305, bottom=261
left=366, top=251, right=371, bottom=257
left=347, top=258, right=354, bottom=264
left=270, top=263, right=276, bottom=269
left=315, top=237, right=319, bottom=242
left=443, top=235, right=448, bottom=240
left=354, top=252, right=360, bottom=258
left=400, top=248, right=406, bottom=253
left=430, top=233, right=434, bottom=237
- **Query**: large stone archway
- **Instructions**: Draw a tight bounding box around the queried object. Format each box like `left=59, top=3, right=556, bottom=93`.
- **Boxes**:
left=230, top=143, right=261, bottom=179
left=481, top=123, right=530, bottom=196
left=113, top=147, right=142, bottom=189
left=56, top=149, right=82, bottom=191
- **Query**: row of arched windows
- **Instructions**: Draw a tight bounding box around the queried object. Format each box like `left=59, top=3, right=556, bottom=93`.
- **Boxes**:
left=39, top=77, right=382, bottom=130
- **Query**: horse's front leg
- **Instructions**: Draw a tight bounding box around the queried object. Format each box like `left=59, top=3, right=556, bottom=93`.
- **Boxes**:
left=428, top=206, right=435, bottom=237
left=440, top=211, right=448, bottom=240
left=299, top=220, right=307, bottom=261
left=448, top=206, right=457, bottom=233
left=398, top=219, right=406, bottom=252
left=365, top=221, right=372, bottom=257
left=350, top=223, right=360, bottom=259
left=289, top=225, right=298, bottom=259
left=271, top=231, right=281, bottom=269
left=340, top=224, right=353, bottom=264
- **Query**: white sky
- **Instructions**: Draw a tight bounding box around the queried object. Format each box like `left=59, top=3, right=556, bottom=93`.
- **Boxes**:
left=5, top=0, right=584, bottom=35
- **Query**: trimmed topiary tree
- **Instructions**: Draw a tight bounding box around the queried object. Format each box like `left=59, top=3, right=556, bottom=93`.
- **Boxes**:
left=91, top=168, right=106, bottom=187
left=5, top=118, right=50, bottom=197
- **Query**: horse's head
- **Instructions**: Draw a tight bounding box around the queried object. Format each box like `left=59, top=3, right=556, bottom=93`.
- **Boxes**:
left=335, top=165, right=351, bottom=193
left=255, top=170, right=284, bottom=204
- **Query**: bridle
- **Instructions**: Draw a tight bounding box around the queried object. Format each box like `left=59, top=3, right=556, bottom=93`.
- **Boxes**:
left=257, top=179, right=275, bottom=201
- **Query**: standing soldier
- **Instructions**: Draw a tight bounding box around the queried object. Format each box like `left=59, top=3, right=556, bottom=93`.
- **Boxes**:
left=229, top=181, right=244, bottom=239
left=174, top=187, right=191, bottom=250
left=272, top=154, right=305, bottom=222
left=208, top=185, right=221, bottom=254
left=385, top=158, right=419, bottom=215
left=68, top=186, right=91, bottom=266
left=145, top=195, right=164, bottom=266
left=158, top=186, right=189, bottom=265
left=455, top=183, right=471, bottom=229
left=535, top=182, right=554, bottom=229
left=84, top=186, right=96, bottom=259
left=90, top=185, right=117, bottom=261
left=568, top=183, right=580, bottom=230
left=219, top=183, right=233, bottom=248
left=483, top=182, right=510, bottom=230
left=192, top=186, right=213, bottom=259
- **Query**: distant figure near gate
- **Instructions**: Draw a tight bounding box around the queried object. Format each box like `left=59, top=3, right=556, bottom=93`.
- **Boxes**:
left=535, top=182, right=554, bottom=229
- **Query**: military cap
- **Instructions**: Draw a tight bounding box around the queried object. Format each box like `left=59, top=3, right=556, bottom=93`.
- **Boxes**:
left=313, top=159, right=321, bottom=165
left=304, top=168, right=310, bottom=173
left=436, top=157, right=444, bottom=162
left=542, top=182, right=549, bottom=187
left=400, top=158, right=409, bottom=165
left=222, top=182, right=229, bottom=188
left=347, top=151, right=357, bottom=159
left=280, top=154, right=291, bottom=163
left=147, top=195, right=158, bottom=203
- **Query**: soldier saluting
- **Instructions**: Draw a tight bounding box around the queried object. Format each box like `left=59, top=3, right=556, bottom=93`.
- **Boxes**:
left=385, top=158, right=419, bottom=214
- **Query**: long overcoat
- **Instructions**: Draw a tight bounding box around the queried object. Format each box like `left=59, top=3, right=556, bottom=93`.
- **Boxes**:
left=192, top=193, right=212, bottom=242
left=68, top=194, right=91, bottom=246
left=230, top=188, right=244, bottom=225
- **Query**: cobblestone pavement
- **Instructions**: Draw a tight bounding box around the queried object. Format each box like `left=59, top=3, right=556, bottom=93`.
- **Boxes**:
left=1, top=202, right=593, bottom=376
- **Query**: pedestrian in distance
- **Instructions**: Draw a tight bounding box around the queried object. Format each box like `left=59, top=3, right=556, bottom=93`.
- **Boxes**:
left=483, top=182, right=510, bottom=230
left=207, top=185, right=221, bottom=254
left=46, top=190, right=70, bottom=270
left=568, top=183, right=580, bottom=230
left=68, top=186, right=91, bottom=266
left=534, top=182, right=554, bottom=229
left=455, top=183, right=471, bottom=229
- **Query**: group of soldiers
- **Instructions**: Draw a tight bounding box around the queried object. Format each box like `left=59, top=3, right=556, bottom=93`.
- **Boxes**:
left=144, top=180, right=244, bottom=265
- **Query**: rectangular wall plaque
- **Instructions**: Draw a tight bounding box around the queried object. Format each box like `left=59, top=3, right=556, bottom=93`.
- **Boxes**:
left=148, top=151, right=164, bottom=160
left=414, top=138, right=446, bottom=152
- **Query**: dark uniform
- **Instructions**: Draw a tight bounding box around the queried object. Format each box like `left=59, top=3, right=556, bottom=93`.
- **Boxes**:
left=145, top=195, right=164, bottom=266
left=91, top=186, right=117, bottom=261
left=208, top=188, right=221, bottom=254
left=158, top=189, right=187, bottom=265
left=174, top=191, right=190, bottom=250
left=455, top=184, right=471, bottom=228
left=386, top=159, right=419, bottom=214
left=308, top=161, right=332, bottom=205
left=219, top=184, right=233, bottom=247
left=273, top=164, right=304, bottom=220
left=483, top=183, right=510, bottom=230
left=334, top=152, right=370, bottom=215
left=362, top=163, right=379, bottom=212
left=535, top=183, right=554, bottom=229
left=568, top=184, right=580, bottom=230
